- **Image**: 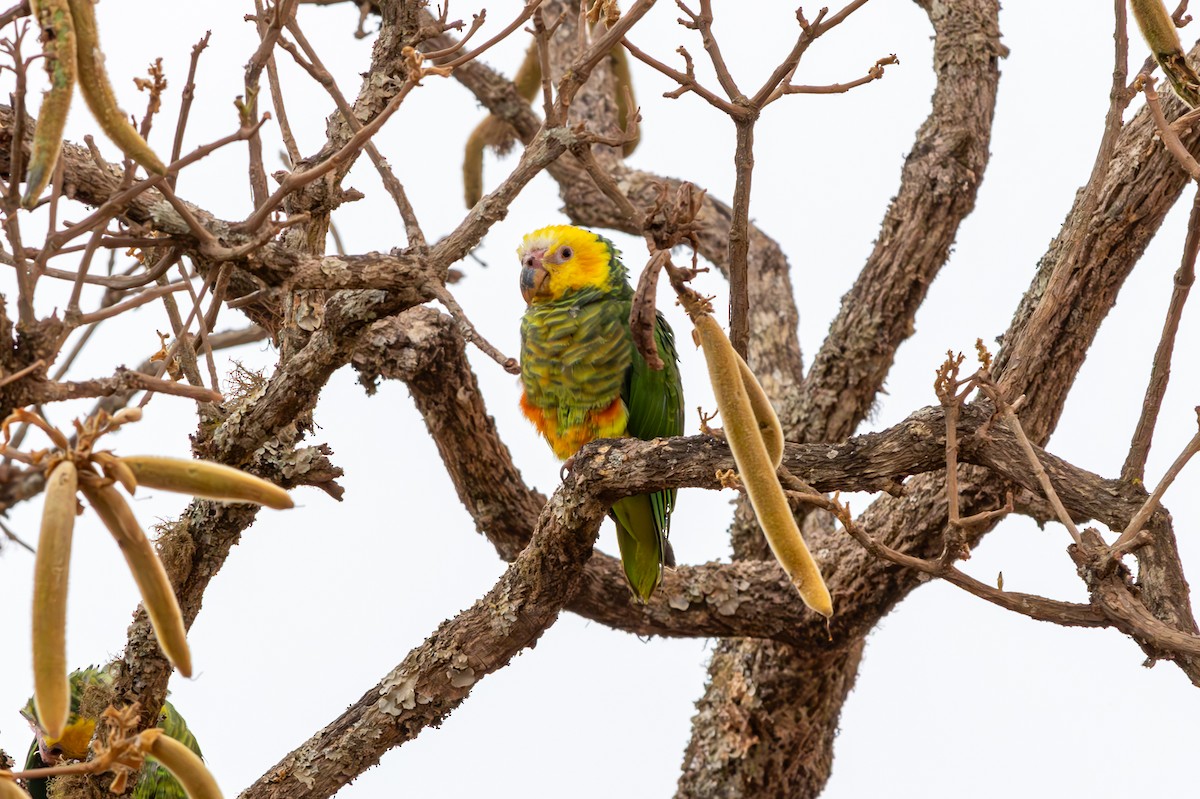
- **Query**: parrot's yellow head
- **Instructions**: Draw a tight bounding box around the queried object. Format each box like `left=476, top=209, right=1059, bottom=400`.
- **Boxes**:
left=517, top=225, right=623, bottom=304
left=39, top=716, right=96, bottom=762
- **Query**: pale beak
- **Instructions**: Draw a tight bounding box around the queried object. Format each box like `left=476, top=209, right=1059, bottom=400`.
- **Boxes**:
left=520, top=249, right=549, bottom=304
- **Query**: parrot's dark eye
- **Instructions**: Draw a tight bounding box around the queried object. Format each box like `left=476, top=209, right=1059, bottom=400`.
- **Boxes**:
left=559, top=246, right=573, bottom=260
left=522, top=254, right=534, bottom=268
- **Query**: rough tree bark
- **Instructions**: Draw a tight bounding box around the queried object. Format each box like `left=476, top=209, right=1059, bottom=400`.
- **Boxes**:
left=4, top=1, right=1200, bottom=798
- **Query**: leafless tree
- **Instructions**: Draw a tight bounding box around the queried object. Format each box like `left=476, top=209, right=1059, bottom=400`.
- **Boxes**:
left=2, top=1, right=1200, bottom=797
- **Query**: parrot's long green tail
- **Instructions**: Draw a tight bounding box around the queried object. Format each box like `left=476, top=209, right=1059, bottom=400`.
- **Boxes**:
left=611, top=491, right=675, bottom=603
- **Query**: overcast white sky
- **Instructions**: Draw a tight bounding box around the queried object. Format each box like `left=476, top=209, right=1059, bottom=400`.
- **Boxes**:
left=2, top=1, right=1199, bottom=797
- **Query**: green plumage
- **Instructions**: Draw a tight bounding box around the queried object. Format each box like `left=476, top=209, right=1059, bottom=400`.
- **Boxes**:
left=519, top=227, right=685, bottom=601
left=21, top=667, right=202, bottom=799
left=614, top=310, right=684, bottom=598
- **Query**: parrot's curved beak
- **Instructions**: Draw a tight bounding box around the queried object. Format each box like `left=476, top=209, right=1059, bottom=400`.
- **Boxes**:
left=520, top=249, right=549, bottom=304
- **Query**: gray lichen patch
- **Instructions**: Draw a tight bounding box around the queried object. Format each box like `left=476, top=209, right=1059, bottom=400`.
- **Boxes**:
left=379, top=671, right=418, bottom=715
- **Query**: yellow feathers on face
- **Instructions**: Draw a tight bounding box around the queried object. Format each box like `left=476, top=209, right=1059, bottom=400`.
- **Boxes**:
left=40, top=716, right=97, bottom=761
left=516, top=225, right=617, bottom=303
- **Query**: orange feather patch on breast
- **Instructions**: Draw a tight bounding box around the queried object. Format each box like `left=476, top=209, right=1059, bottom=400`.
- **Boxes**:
left=521, top=391, right=628, bottom=460
left=520, top=390, right=552, bottom=435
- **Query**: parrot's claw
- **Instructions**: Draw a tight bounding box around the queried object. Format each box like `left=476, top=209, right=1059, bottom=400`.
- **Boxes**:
left=560, top=455, right=576, bottom=481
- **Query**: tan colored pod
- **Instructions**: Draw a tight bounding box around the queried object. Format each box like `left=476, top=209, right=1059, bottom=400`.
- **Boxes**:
left=733, top=348, right=784, bottom=468
left=66, top=0, right=167, bottom=174
left=31, top=460, right=78, bottom=739
left=1131, top=0, right=1184, bottom=54
left=23, top=0, right=76, bottom=208
left=138, top=729, right=223, bottom=799
left=117, top=456, right=293, bottom=510
left=0, top=774, right=33, bottom=799
left=695, top=315, right=832, bottom=617
left=1129, top=0, right=1200, bottom=106
left=80, top=481, right=192, bottom=677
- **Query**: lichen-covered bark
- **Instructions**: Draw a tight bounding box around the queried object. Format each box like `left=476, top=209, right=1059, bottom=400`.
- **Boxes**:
left=238, top=452, right=611, bottom=799
left=677, top=1, right=1005, bottom=794
left=790, top=0, right=1004, bottom=446
left=6, top=1, right=1200, bottom=796
left=420, top=4, right=1200, bottom=796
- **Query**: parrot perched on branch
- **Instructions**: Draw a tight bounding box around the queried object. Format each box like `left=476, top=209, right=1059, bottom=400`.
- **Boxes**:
left=517, top=224, right=685, bottom=601
left=20, top=667, right=203, bottom=799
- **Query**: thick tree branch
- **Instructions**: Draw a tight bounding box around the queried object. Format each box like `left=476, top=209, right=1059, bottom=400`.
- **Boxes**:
left=354, top=308, right=1190, bottom=654
left=239, top=453, right=612, bottom=799
left=790, top=0, right=1003, bottom=448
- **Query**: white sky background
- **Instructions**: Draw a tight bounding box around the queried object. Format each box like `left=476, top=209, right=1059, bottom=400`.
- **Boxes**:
left=2, top=1, right=1199, bottom=797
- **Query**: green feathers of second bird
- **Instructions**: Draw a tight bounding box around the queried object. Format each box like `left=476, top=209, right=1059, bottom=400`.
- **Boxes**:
left=20, top=667, right=203, bottom=799
left=517, top=225, right=685, bottom=602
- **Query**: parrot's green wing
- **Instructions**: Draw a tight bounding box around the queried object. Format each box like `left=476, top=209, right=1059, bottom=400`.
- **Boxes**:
left=132, top=701, right=202, bottom=799
left=612, top=308, right=685, bottom=601
left=21, top=667, right=106, bottom=799
left=22, top=667, right=203, bottom=799
left=23, top=740, right=49, bottom=799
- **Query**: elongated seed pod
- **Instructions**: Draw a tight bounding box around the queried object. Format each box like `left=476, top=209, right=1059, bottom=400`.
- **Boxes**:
left=1130, top=0, right=1200, bottom=107
left=695, top=314, right=833, bottom=616
left=31, top=461, right=78, bottom=739
left=610, top=46, right=639, bottom=157
left=118, top=456, right=293, bottom=510
left=66, top=0, right=167, bottom=174
left=80, top=481, right=192, bottom=677
left=23, top=0, right=77, bottom=208
left=462, top=116, right=509, bottom=208
left=138, top=729, right=223, bottom=799
left=733, top=348, right=784, bottom=468
left=0, top=775, right=33, bottom=799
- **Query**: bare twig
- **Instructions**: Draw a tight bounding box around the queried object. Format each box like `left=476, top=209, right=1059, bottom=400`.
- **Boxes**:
left=19, top=247, right=181, bottom=290
left=3, top=27, right=35, bottom=325
left=977, top=375, right=1082, bottom=545
left=620, top=38, right=740, bottom=113
left=0, top=0, right=30, bottom=29
left=244, top=0, right=297, bottom=205
left=1115, top=414, right=1200, bottom=548
left=174, top=261, right=221, bottom=390
left=791, top=490, right=1107, bottom=628
left=1144, top=75, right=1200, bottom=178
left=531, top=6, right=557, bottom=122
left=426, top=283, right=519, bottom=374
left=169, top=31, right=213, bottom=186
left=235, top=77, right=419, bottom=234
left=280, top=18, right=427, bottom=248
left=73, top=279, right=193, bottom=325
left=439, top=0, right=541, bottom=69
left=0, top=517, right=36, bottom=553
left=0, top=358, right=45, bottom=389
left=769, top=54, right=898, bottom=100
left=42, top=119, right=267, bottom=253
left=38, top=370, right=222, bottom=404
left=65, top=229, right=106, bottom=315
left=1123, top=187, right=1199, bottom=481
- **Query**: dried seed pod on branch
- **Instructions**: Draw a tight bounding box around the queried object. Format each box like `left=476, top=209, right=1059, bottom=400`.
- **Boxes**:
left=686, top=305, right=831, bottom=616
left=461, top=40, right=638, bottom=207
left=1130, top=0, right=1200, bottom=106
left=66, top=0, right=166, bottom=175
left=23, top=0, right=76, bottom=208
left=30, top=460, right=77, bottom=739
left=136, top=729, right=223, bottom=799
left=2, top=408, right=294, bottom=711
